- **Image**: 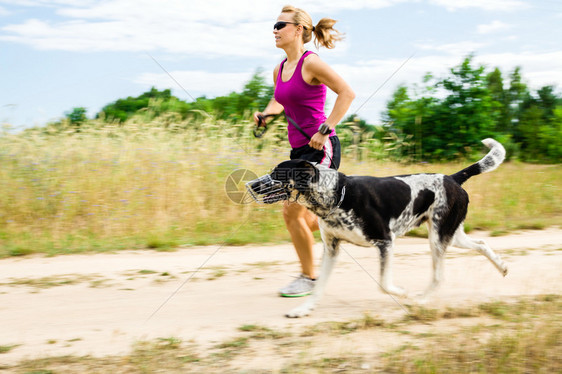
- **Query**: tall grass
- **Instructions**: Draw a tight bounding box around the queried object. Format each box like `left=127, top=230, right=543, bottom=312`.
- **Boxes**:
left=382, top=295, right=562, bottom=373
left=0, top=116, right=560, bottom=257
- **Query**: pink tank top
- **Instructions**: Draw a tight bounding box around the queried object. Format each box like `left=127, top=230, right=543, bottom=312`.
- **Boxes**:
left=274, top=51, right=335, bottom=148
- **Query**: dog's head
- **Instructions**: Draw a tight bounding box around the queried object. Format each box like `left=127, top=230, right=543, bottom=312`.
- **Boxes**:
left=246, top=159, right=319, bottom=204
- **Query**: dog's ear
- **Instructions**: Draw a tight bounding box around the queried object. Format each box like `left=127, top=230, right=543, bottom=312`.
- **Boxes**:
left=294, top=159, right=314, bottom=169
left=293, top=159, right=319, bottom=191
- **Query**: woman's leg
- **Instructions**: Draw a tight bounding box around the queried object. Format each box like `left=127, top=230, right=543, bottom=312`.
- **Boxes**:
left=283, top=201, right=319, bottom=278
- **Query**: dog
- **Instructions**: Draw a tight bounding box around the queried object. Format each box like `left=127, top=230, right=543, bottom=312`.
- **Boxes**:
left=248, top=138, right=508, bottom=318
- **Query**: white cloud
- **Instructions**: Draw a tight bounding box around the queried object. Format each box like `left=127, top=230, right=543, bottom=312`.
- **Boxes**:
left=1, top=17, right=275, bottom=57
left=414, top=41, right=488, bottom=56
left=0, top=1, right=98, bottom=6
left=0, top=6, right=10, bottom=16
left=303, top=0, right=412, bottom=13
left=0, top=0, right=410, bottom=54
left=55, top=0, right=277, bottom=24
left=473, top=51, right=562, bottom=89
left=502, top=35, right=519, bottom=42
left=477, top=20, right=511, bottom=34
left=429, top=0, right=529, bottom=12
left=1, top=1, right=276, bottom=54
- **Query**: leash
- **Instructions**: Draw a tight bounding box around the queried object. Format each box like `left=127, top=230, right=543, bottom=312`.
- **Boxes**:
left=254, top=113, right=335, bottom=167
left=253, top=113, right=313, bottom=141
left=286, top=115, right=336, bottom=167
left=285, top=115, right=338, bottom=207
left=253, top=113, right=340, bottom=207
left=285, top=115, right=312, bottom=141
left=253, top=113, right=283, bottom=138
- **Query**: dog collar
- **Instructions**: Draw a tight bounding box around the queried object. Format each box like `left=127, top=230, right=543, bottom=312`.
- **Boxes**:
left=328, top=185, right=346, bottom=215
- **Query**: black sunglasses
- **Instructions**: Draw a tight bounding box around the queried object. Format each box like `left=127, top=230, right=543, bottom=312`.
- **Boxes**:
left=273, top=21, right=298, bottom=30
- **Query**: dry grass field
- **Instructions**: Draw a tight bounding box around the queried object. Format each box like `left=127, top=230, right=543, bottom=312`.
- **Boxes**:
left=1, top=119, right=560, bottom=257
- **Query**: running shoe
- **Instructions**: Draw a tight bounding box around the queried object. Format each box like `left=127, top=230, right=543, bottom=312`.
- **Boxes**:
left=279, top=274, right=315, bottom=297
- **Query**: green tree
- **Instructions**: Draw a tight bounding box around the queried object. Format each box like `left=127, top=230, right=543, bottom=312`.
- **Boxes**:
left=66, top=107, right=88, bottom=126
left=239, top=68, right=274, bottom=113
left=384, top=85, right=413, bottom=129
left=98, top=87, right=175, bottom=122
left=437, top=56, right=495, bottom=154
left=507, top=67, right=529, bottom=142
left=383, top=57, right=498, bottom=161
left=383, top=56, right=522, bottom=160
left=209, top=69, right=274, bottom=120
left=486, top=67, right=510, bottom=132
left=517, top=85, right=562, bottom=162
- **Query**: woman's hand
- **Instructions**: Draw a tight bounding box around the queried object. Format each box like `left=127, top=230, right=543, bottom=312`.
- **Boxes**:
left=309, top=132, right=329, bottom=150
left=253, top=112, right=266, bottom=127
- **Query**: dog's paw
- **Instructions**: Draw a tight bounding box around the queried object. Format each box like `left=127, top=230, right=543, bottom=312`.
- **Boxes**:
left=383, top=285, right=407, bottom=297
left=501, top=264, right=508, bottom=277
left=286, top=304, right=313, bottom=318
left=413, top=294, right=429, bottom=305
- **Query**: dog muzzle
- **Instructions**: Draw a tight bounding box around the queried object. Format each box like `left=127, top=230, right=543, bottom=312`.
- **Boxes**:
left=245, top=174, right=289, bottom=204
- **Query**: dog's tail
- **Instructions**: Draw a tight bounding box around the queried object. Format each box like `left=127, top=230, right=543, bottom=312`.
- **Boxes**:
left=450, top=138, right=506, bottom=185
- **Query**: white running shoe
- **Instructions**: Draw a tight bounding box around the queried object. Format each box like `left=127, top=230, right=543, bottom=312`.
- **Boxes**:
left=279, top=274, right=315, bottom=297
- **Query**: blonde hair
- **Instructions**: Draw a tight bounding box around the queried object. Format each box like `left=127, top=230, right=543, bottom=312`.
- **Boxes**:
left=281, top=5, right=343, bottom=49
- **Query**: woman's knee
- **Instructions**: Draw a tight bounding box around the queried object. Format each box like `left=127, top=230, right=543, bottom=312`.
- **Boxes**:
left=283, top=202, right=306, bottom=224
left=283, top=203, right=318, bottom=231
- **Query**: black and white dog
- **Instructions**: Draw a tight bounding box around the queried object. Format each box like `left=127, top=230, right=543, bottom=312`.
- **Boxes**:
left=248, top=138, right=508, bottom=318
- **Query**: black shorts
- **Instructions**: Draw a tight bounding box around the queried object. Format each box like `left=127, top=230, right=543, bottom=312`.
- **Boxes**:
left=289, top=136, right=341, bottom=170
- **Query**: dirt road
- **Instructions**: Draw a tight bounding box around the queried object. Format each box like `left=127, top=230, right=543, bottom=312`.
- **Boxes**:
left=0, top=228, right=561, bottom=366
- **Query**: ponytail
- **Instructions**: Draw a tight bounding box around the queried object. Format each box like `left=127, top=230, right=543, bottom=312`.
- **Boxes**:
left=313, top=17, right=343, bottom=49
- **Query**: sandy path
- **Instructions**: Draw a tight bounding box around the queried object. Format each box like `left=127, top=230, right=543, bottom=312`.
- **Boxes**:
left=0, top=228, right=561, bottom=365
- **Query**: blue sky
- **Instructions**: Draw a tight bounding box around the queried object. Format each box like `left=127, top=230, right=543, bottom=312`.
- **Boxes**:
left=1, top=0, right=561, bottom=130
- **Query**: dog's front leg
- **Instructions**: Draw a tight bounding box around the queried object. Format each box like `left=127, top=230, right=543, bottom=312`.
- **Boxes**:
left=286, top=237, right=340, bottom=318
